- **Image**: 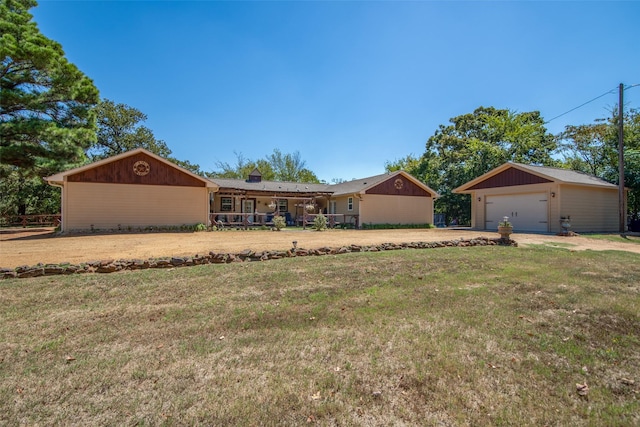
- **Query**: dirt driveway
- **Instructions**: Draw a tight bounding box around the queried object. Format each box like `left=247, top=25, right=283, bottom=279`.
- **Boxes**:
left=1, top=227, right=638, bottom=269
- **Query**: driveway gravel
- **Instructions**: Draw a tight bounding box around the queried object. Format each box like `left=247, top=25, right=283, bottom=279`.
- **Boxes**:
left=1, top=227, right=638, bottom=269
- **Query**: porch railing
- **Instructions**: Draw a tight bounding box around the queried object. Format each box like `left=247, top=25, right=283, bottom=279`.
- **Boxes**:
left=209, top=212, right=358, bottom=229
left=209, top=212, right=275, bottom=229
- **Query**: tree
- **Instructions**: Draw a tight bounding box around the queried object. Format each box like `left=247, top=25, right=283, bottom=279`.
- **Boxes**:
left=266, top=149, right=319, bottom=182
left=559, top=107, right=640, bottom=219
left=384, top=154, right=422, bottom=174
left=1, top=0, right=99, bottom=216
left=407, top=107, right=558, bottom=224
left=1, top=0, right=99, bottom=176
left=207, top=151, right=274, bottom=180
left=0, top=166, right=60, bottom=216
left=558, top=121, right=614, bottom=177
left=91, top=99, right=202, bottom=174
left=208, top=149, right=320, bottom=183
left=91, top=99, right=170, bottom=160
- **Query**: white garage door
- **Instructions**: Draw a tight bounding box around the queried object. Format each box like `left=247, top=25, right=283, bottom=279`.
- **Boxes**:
left=485, top=193, right=548, bottom=232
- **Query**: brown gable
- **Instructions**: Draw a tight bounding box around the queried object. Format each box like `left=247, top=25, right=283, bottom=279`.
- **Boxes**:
left=67, top=152, right=205, bottom=187
left=366, top=176, right=431, bottom=197
left=468, top=167, right=552, bottom=190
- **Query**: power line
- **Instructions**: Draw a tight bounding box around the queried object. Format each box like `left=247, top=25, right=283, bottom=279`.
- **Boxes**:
left=545, top=87, right=617, bottom=124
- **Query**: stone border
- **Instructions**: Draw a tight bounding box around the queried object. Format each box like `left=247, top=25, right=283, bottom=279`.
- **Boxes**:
left=1, top=237, right=516, bottom=280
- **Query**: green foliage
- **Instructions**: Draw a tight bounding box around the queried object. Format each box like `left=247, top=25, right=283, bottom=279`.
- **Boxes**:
left=0, top=0, right=99, bottom=175
left=401, top=107, right=557, bottom=224
left=90, top=99, right=170, bottom=160
left=625, top=149, right=640, bottom=217
left=167, top=157, right=202, bottom=175
left=498, top=217, right=512, bottom=227
left=384, top=154, right=422, bottom=174
left=312, top=213, right=327, bottom=231
left=558, top=107, right=640, bottom=217
left=272, top=215, right=286, bottom=231
left=90, top=99, right=202, bottom=174
left=0, top=169, right=60, bottom=215
left=267, top=149, right=319, bottom=182
left=208, top=149, right=320, bottom=183
left=559, top=121, right=613, bottom=177
left=207, top=151, right=272, bottom=179
left=193, top=223, right=207, bottom=232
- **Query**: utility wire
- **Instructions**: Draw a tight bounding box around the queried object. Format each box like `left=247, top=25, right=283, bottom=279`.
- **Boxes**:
left=545, top=87, right=617, bottom=124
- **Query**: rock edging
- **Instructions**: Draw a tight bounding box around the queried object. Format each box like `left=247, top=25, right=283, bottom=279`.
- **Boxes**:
left=1, top=236, right=516, bottom=280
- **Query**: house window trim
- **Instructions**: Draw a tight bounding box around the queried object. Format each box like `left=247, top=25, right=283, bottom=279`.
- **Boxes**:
left=220, top=197, right=233, bottom=212
left=277, top=199, right=288, bottom=213
left=347, top=197, right=353, bottom=211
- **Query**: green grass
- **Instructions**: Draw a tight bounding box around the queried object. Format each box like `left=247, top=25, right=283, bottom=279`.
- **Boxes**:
left=583, top=233, right=640, bottom=245
left=1, top=246, right=639, bottom=425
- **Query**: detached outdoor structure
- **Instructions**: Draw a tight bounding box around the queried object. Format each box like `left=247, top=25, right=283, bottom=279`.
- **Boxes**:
left=454, top=162, right=625, bottom=233
left=47, top=149, right=437, bottom=232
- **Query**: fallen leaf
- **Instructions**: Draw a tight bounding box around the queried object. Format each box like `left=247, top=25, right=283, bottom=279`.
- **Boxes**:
left=65, top=356, right=76, bottom=363
left=311, top=391, right=321, bottom=400
left=621, top=378, right=635, bottom=385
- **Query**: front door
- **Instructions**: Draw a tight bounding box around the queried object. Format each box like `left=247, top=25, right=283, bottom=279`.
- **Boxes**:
left=243, top=199, right=255, bottom=223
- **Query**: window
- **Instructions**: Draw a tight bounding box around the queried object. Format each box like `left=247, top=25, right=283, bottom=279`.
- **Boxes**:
left=329, top=201, right=337, bottom=214
left=220, top=197, right=232, bottom=212
left=347, top=197, right=353, bottom=211
left=278, top=199, right=288, bottom=213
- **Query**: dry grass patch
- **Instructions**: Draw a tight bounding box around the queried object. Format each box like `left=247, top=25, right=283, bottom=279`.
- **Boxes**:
left=1, top=246, right=639, bottom=425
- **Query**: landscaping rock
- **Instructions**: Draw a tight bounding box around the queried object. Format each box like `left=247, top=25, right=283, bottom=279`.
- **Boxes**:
left=17, top=268, right=45, bottom=278
left=44, top=265, right=65, bottom=275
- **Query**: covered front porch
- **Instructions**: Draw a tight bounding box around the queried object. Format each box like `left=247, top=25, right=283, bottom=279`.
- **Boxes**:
left=209, top=191, right=356, bottom=229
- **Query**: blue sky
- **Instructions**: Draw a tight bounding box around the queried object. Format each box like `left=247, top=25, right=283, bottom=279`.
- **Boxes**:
left=33, top=1, right=639, bottom=182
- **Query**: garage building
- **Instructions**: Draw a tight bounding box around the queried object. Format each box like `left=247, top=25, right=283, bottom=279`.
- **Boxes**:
left=454, top=162, right=623, bottom=233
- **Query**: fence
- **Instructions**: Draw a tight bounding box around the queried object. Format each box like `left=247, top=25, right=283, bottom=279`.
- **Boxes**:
left=0, top=215, right=61, bottom=228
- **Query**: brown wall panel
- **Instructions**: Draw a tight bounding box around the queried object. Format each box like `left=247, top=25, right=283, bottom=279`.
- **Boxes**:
left=468, top=167, right=551, bottom=190
left=67, top=153, right=205, bottom=187
left=366, top=176, right=431, bottom=197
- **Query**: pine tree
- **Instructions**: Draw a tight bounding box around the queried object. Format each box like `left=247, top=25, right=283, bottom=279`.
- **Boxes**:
left=0, top=0, right=99, bottom=177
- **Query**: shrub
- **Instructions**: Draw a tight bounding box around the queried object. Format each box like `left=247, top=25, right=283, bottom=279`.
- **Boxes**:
left=272, top=215, right=286, bottom=231
left=313, top=213, right=327, bottom=231
left=194, top=223, right=207, bottom=232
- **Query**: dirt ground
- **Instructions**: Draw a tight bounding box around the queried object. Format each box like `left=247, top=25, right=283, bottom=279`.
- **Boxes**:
left=1, top=227, right=639, bottom=269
